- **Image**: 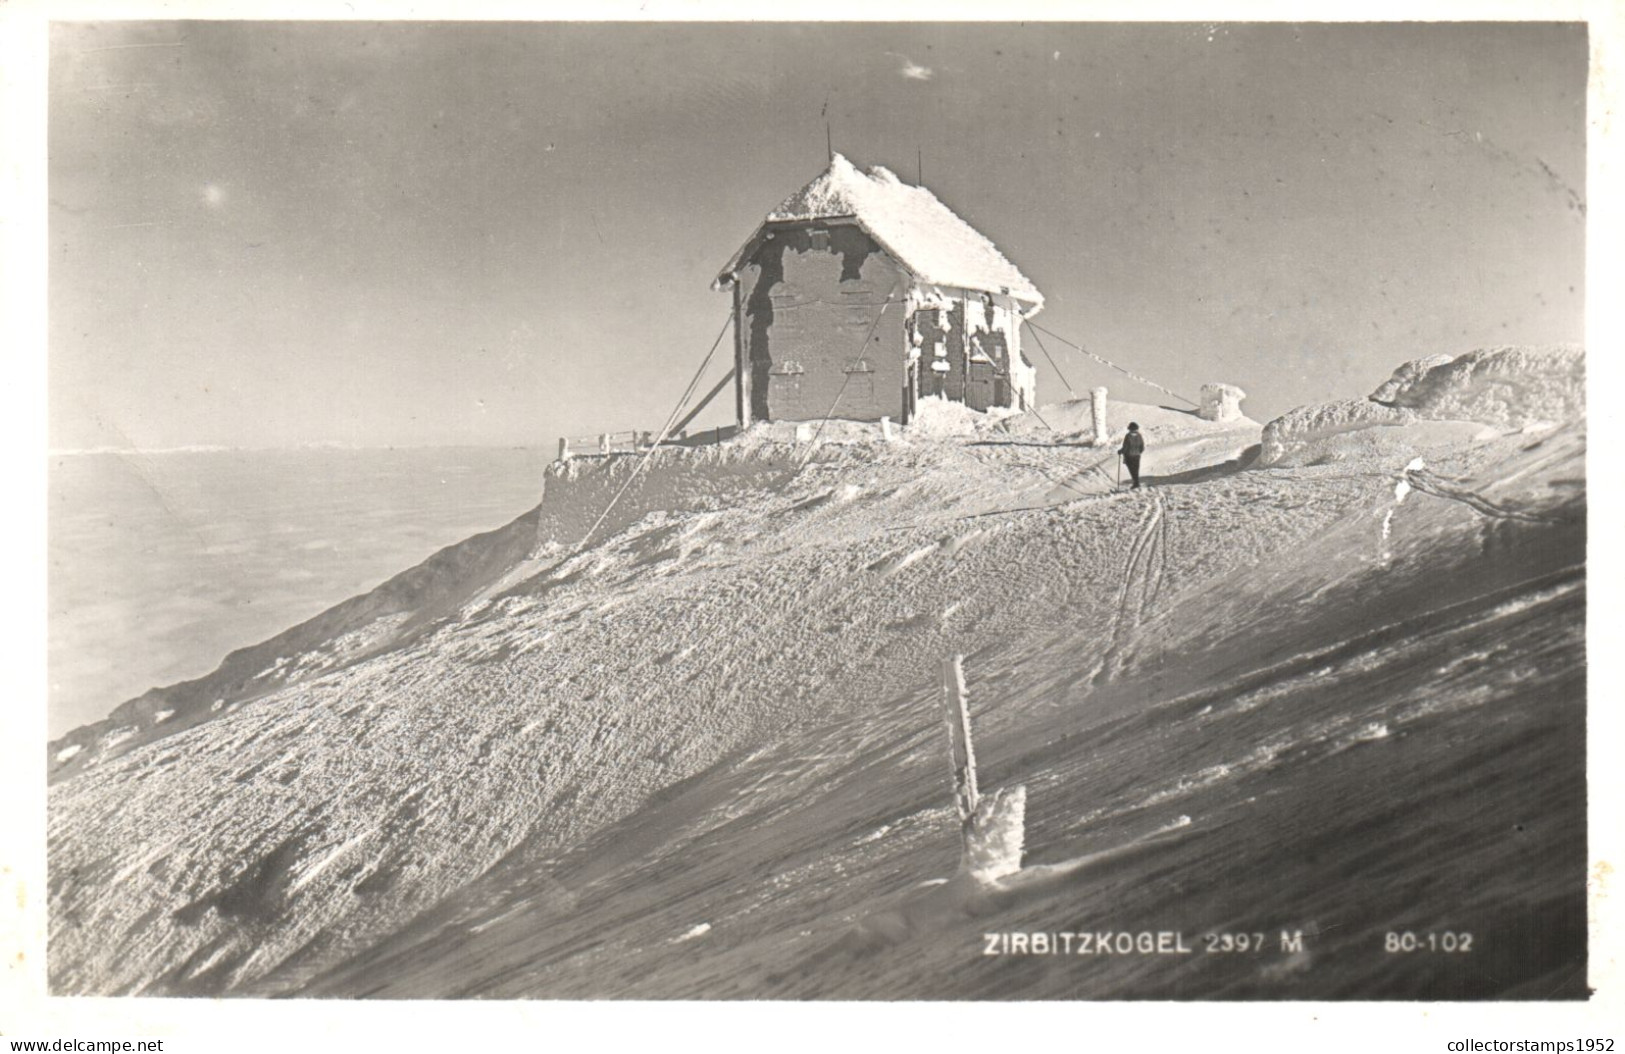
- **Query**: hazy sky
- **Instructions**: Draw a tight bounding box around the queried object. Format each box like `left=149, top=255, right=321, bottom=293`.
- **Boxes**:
left=48, top=21, right=1586, bottom=449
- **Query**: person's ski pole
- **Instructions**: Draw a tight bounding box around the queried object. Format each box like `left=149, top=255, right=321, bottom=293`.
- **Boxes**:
left=1117, top=454, right=1123, bottom=488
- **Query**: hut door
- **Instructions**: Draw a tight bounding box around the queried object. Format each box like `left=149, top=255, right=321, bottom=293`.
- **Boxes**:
left=965, top=360, right=995, bottom=412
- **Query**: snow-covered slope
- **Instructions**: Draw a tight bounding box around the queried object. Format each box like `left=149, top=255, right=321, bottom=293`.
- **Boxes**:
left=46, top=369, right=1586, bottom=999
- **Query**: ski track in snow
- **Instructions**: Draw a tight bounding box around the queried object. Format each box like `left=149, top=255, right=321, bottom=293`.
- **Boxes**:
left=1093, top=494, right=1169, bottom=682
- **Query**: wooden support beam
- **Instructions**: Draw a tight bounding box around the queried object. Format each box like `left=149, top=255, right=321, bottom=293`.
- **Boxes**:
left=672, top=365, right=738, bottom=439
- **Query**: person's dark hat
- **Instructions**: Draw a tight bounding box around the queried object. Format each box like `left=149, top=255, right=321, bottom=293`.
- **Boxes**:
left=1128, top=422, right=1140, bottom=431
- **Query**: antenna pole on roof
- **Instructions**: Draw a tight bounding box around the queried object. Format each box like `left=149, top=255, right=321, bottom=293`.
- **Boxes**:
left=917, top=147, right=922, bottom=184
left=826, top=121, right=833, bottom=163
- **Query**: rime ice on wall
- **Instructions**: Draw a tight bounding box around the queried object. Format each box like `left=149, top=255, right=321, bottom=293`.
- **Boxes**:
left=734, top=222, right=909, bottom=423
left=1009, top=346, right=1037, bottom=411
left=906, top=286, right=948, bottom=399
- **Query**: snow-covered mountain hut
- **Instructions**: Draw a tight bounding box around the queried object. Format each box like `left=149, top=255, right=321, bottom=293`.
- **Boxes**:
left=714, top=155, right=1044, bottom=427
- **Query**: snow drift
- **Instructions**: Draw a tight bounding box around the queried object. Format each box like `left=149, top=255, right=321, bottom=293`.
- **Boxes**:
left=1368, top=354, right=1455, bottom=403
left=1373, top=344, right=1585, bottom=426
left=1259, top=344, right=1584, bottom=466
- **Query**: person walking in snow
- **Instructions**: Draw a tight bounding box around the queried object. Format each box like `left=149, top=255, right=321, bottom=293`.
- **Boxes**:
left=1118, top=422, right=1145, bottom=490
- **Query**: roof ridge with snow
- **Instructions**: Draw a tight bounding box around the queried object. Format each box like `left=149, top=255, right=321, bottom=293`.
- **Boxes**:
left=721, top=154, right=1043, bottom=308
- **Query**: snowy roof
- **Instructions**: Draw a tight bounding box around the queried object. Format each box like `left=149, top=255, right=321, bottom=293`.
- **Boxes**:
left=715, top=155, right=1043, bottom=308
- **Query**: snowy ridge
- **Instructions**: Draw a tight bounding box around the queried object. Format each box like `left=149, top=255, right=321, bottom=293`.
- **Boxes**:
left=1259, top=344, right=1584, bottom=466
left=1374, top=344, right=1584, bottom=427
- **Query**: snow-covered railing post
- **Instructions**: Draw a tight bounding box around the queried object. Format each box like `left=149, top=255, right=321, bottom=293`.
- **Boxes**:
left=1198, top=383, right=1247, bottom=423
left=599, top=433, right=611, bottom=455
left=1091, top=387, right=1110, bottom=446
left=941, top=654, right=1026, bottom=882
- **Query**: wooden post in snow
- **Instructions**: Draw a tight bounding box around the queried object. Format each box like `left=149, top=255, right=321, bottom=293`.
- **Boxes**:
left=941, top=653, right=1027, bottom=882
left=1091, top=387, right=1110, bottom=446
left=942, top=655, right=980, bottom=838
left=557, top=437, right=570, bottom=462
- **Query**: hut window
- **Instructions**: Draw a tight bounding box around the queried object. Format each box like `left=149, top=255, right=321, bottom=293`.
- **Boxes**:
left=808, top=229, right=830, bottom=251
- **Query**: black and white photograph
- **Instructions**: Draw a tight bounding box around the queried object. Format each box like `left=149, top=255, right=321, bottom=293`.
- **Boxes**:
left=4, top=1, right=1621, bottom=1045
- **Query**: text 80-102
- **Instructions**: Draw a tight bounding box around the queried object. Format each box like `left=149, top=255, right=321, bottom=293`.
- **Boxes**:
left=1384, top=931, right=1473, bottom=953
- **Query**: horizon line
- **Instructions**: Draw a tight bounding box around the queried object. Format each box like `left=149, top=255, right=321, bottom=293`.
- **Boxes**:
left=48, top=442, right=552, bottom=456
